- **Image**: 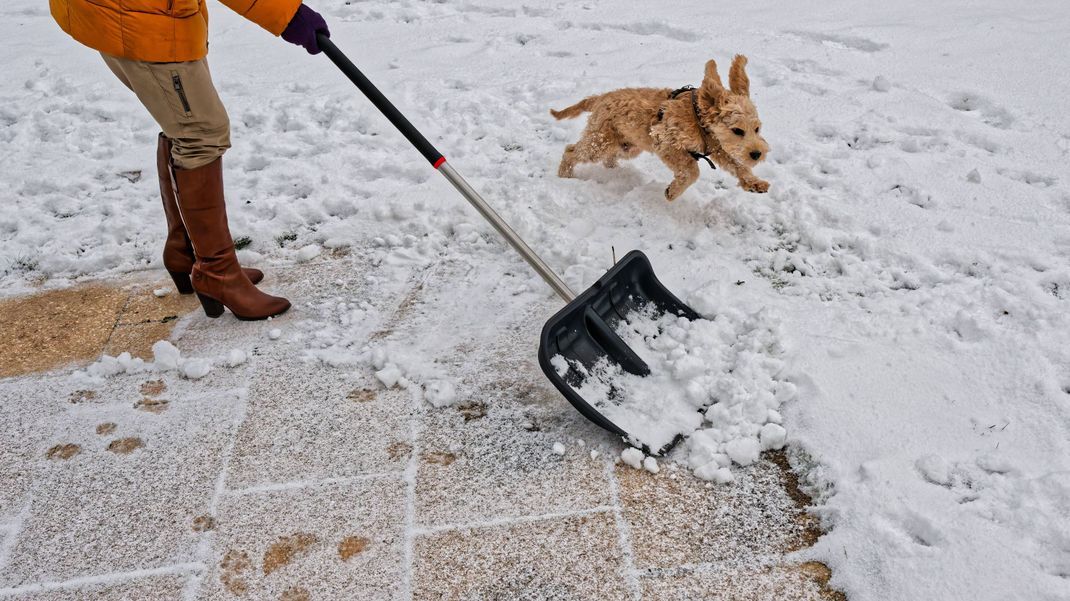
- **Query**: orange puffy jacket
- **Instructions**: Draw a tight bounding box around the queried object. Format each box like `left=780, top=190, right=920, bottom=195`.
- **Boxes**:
left=50, top=0, right=302, bottom=63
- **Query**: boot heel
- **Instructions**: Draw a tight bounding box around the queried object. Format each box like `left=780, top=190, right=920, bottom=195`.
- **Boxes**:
left=168, top=270, right=194, bottom=294
left=196, top=293, right=225, bottom=318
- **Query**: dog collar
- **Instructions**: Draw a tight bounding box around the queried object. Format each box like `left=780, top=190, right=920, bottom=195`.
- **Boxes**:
left=658, top=86, right=717, bottom=170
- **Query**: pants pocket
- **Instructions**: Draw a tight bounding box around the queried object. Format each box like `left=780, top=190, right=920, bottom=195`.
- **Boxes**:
left=170, top=71, right=194, bottom=117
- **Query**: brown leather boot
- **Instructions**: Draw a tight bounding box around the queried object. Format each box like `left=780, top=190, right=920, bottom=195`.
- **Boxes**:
left=170, top=157, right=290, bottom=320
left=157, top=134, right=263, bottom=293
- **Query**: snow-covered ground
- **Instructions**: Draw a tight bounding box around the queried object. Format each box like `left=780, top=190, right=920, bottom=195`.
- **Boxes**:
left=4, top=1, right=1070, bottom=599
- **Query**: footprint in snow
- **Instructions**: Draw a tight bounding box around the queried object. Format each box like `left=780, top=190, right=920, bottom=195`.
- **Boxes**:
left=947, top=92, right=1015, bottom=129
left=786, top=30, right=889, bottom=53
left=996, top=167, right=1057, bottom=188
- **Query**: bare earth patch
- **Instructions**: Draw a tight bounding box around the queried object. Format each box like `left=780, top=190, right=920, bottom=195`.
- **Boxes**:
left=46, top=443, right=80, bottom=460
left=263, top=532, right=319, bottom=575
left=140, top=379, right=167, bottom=396
left=338, top=535, right=371, bottom=561
left=192, top=515, right=216, bottom=532
left=220, top=549, right=252, bottom=595
left=107, top=437, right=144, bottom=454
left=133, top=398, right=170, bottom=413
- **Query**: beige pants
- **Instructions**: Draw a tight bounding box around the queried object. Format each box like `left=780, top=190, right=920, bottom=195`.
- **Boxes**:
left=102, top=54, right=231, bottom=170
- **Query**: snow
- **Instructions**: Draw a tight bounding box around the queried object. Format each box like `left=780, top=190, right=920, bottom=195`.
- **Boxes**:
left=552, top=442, right=566, bottom=456
left=267, top=328, right=282, bottom=341
left=620, top=448, right=644, bottom=470
left=559, top=303, right=790, bottom=473
left=73, top=340, right=229, bottom=384
left=642, top=456, right=660, bottom=474
left=295, top=244, right=322, bottom=263
left=4, top=0, right=1070, bottom=599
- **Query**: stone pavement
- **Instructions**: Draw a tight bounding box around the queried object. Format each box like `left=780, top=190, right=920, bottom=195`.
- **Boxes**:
left=0, top=256, right=843, bottom=600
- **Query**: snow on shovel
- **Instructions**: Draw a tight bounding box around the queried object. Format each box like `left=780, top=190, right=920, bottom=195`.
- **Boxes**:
left=319, top=34, right=704, bottom=455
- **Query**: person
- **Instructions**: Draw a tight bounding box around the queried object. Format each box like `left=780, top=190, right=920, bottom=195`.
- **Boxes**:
left=49, top=0, right=331, bottom=320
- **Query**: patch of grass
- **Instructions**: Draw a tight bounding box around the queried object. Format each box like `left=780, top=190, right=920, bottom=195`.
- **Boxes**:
left=274, top=231, right=297, bottom=247
left=234, top=235, right=253, bottom=250
left=9, top=254, right=39, bottom=274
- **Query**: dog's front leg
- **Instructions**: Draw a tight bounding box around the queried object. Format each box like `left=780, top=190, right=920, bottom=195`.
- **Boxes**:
left=659, top=152, right=700, bottom=201
left=730, top=163, right=770, bottom=194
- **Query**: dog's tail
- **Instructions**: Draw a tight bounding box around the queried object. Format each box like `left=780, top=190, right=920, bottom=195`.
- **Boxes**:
left=550, top=96, right=597, bottom=120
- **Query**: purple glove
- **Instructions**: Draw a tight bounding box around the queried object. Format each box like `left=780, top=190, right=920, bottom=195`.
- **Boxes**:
left=282, top=4, right=330, bottom=55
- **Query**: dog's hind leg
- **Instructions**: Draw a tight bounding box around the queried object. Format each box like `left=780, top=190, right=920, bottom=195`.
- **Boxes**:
left=558, top=132, right=613, bottom=178
left=558, top=144, right=579, bottom=178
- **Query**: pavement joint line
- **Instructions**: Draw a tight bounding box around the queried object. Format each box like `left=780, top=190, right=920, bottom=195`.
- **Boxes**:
left=181, top=386, right=253, bottom=601
left=399, top=402, right=423, bottom=601
left=0, top=562, right=205, bottom=597
left=0, top=503, right=31, bottom=578
left=224, top=470, right=406, bottom=497
left=605, top=461, right=643, bottom=601
left=411, top=505, right=619, bottom=537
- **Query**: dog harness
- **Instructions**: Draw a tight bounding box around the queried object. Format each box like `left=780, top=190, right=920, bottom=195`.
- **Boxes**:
left=657, top=86, right=717, bottom=170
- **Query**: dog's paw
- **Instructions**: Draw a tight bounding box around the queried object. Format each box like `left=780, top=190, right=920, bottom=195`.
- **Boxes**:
left=664, top=185, right=681, bottom=201
left=742, top=178, right=770, bottom=194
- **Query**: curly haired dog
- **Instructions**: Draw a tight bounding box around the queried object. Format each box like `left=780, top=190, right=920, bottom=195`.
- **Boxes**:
left=552, top=55, right=770, bottom=200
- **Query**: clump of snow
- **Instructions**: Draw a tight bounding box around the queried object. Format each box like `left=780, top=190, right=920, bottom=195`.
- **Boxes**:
left=152, top=287, right=170, bottom=298
left=295, top=244, right=321, bottom=262
left=642, top=456, right=660, bottom=474
left=552, top=442, right=566, bottom=456
left=759, top=423, right=787, bottom=451
left=620, top=447, right=645, bottom=469
left=224, top=349, right=248, bottom=367
left=559, top=303, right=790, bottom=480
left=74, top=340, right=235, bottom=384
left=374, top=363, right=403, bottom=388
left=267, top=328, right=282, bottom=340
left=423, top=379, right=457, bottom=408
left=180, top=358, right=212, bottom=380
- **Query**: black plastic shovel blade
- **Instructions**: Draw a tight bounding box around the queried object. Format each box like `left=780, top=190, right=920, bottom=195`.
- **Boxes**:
left=537, top=250, right=702, bottom=453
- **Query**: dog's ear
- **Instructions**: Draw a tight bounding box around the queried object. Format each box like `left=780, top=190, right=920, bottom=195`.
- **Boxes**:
left=700, top=59, right=726, bottom=106
left=729, top=54, right=750, bottom=97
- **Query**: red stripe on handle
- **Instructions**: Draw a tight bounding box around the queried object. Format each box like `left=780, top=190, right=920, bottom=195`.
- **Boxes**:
left=433, top=157, right=447, bottom=169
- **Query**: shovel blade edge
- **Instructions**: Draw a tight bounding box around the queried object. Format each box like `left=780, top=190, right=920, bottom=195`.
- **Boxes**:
left=537, top=250, right=702, bottom=445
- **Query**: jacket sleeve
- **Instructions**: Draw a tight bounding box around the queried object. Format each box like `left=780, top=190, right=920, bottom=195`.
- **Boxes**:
left=218, top=0, right=303, bottom=36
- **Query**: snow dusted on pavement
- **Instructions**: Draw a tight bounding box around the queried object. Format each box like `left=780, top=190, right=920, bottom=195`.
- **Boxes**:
left=3, top=1, right=1070, bottom=600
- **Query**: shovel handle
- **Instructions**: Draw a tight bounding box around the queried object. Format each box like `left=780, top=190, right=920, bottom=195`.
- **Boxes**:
left=317, top=33, right=444, bottom=168
left=316, top=33, right=578, bottom=303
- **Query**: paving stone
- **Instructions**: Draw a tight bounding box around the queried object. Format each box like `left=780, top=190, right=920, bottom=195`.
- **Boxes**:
left=616, top=453, right=818, bottom=571
left=103, top=322, right=177, bottom=360
left=224, top=363, right=411, bottom=491
left=412, top=512, right=633, bottom=600
left=115, top=283, right=199, bottom=326
left=640, top=562, right=843, bottom=601
left=0, top=574, right=187, bottom=600
left=0, top=376, right=87, bottom=518
left=194, top=478, right=406, bottom=601
left=0, top=285, right=128, bottom=378
left=0, top=385, right=244, bottom=585
left=414, top=391, right=613, bottom=528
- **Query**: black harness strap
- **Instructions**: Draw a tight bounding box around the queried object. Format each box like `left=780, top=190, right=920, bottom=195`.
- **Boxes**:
left=657, top=85, right=716, bottom=170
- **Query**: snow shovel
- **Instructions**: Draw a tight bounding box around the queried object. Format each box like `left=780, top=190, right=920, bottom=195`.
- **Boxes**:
left=319, top=35, right=702, bottom=454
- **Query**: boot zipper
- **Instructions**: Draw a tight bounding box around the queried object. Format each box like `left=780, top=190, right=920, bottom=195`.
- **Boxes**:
left=172, top=73, right=192, bottom=115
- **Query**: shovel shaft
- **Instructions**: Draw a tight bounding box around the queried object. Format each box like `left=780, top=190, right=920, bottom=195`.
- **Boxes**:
left=437, top=162, right=576, bottom=302
left=317, top=33, right=576, bottom=303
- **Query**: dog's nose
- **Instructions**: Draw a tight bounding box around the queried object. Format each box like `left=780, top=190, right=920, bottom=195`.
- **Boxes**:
left=749, top=150, right=762, bottom=160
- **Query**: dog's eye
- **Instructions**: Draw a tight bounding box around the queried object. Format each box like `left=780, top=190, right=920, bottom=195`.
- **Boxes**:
left=732, top=128, right=745, bottom=136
